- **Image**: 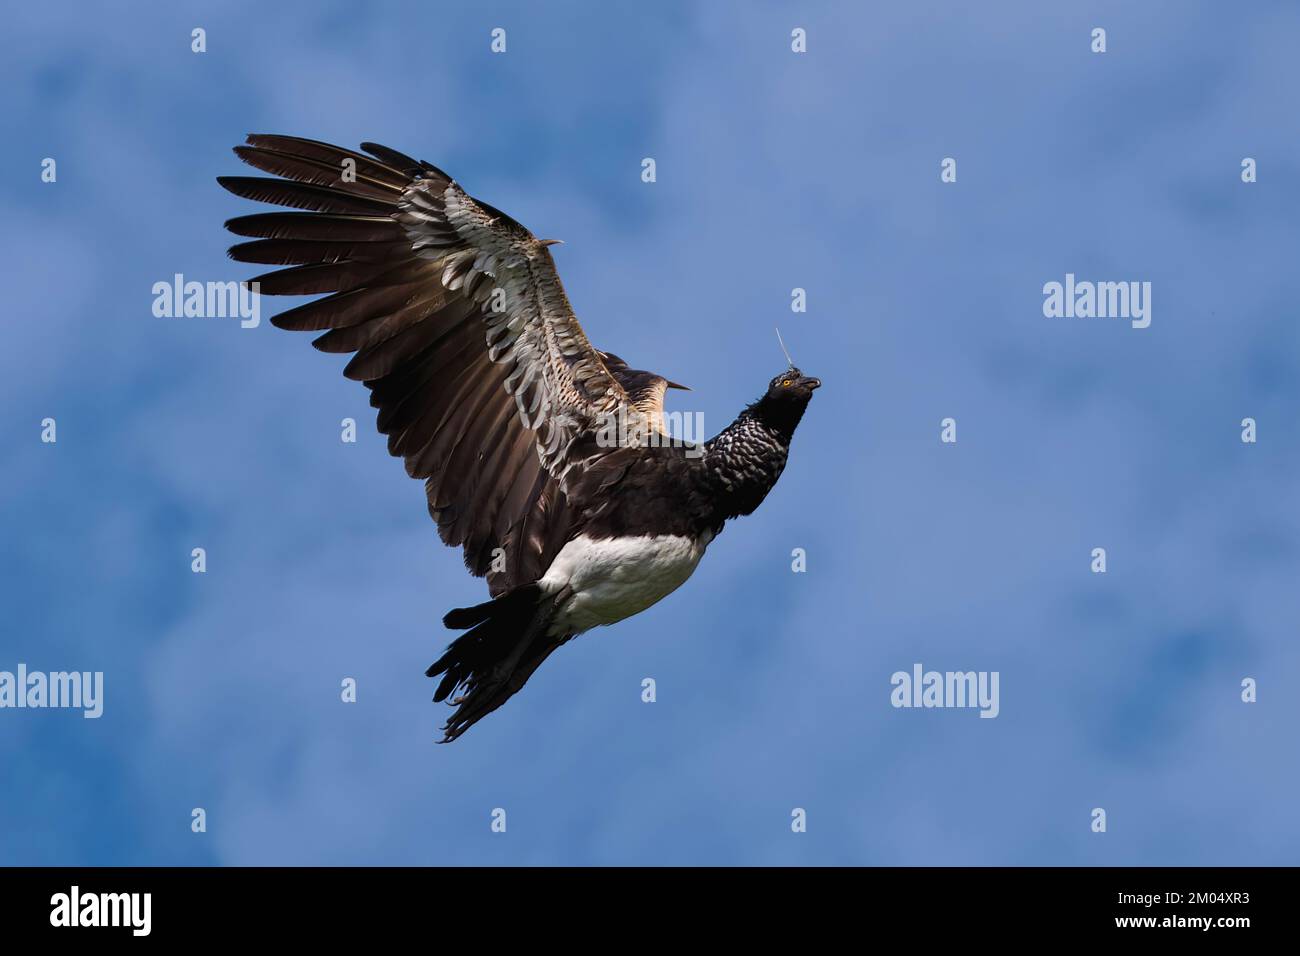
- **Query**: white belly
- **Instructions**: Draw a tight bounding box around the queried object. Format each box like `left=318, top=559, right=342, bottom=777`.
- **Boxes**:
left=540, top=533, right=711, bottom=634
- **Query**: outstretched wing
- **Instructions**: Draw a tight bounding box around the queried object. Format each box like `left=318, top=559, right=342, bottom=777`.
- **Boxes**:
left=219, top=134, right=661, bottom=594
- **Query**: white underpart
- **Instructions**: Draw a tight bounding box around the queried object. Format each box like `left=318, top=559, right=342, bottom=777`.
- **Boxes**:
left=540, top=533, right=712, bottom=635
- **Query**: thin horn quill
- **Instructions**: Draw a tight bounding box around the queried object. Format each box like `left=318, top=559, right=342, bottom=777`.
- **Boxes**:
left=774, top=327, right=795, bottom=368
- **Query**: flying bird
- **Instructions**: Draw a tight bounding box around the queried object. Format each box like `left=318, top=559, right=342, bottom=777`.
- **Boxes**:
left=218, top=135, right=820, bottom=741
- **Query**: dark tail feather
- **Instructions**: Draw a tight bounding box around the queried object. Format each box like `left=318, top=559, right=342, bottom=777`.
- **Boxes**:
left=427, top=584, right=571, bottom=742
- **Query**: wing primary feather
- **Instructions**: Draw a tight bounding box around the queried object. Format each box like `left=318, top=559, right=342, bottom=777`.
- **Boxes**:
left=217, top=176, right=394, bottom=215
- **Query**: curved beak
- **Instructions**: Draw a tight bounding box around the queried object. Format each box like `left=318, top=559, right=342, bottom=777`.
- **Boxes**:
left=799, top=376, right=821, bottom=390
left=538, top=238, right=564, bottom=247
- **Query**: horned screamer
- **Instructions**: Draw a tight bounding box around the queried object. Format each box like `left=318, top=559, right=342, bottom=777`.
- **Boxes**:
left=219, top=136, right=820, bottom=741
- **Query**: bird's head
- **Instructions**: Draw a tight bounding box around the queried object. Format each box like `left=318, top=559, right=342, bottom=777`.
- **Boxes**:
left=747, top=367, right=821, bottom=438
left=764, top=367, right=822, bottom=402
left=765, top=327, right=820, bottom=403
left=745, top=329, right=819, bottom=435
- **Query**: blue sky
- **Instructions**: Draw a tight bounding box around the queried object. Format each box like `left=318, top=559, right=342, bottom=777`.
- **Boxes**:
left=2, top=0, right=1298, bottom=865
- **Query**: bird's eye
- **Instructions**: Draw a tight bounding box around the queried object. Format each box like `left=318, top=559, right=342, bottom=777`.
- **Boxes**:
left=781, top=379, right=793, bottom=387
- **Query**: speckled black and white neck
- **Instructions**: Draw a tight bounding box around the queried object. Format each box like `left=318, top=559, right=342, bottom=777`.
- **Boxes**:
left=703, top=406, right=796, bottom=521
left=562, top=368, right=818, bottom=543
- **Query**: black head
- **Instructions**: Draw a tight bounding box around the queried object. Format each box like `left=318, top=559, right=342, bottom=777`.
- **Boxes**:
left=764, top=367, right=822, bottom=401
left=748, top=366, right=820, bottom=437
